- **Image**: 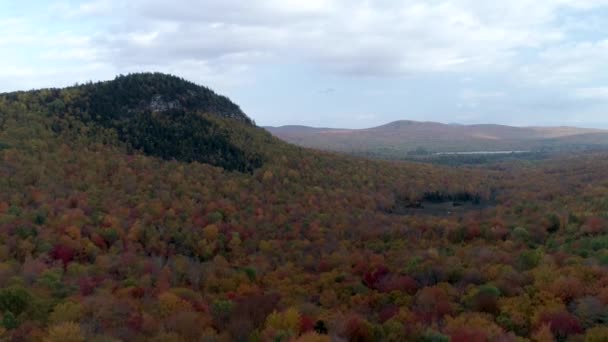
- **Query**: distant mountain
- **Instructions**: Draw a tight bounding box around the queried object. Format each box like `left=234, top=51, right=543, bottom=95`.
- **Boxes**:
left=1, top=73, right=276, bottom=172
left=266, top=120, right=608, bottom=158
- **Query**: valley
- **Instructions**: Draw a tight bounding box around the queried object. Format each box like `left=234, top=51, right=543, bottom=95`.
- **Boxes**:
left=266, top=122, right=608, bottom=163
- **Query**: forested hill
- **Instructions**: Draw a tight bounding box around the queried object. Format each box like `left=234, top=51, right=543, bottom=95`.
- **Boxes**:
left=0, top=73, right=273, bottom=172
left=4, top=73, right=253, bottom=125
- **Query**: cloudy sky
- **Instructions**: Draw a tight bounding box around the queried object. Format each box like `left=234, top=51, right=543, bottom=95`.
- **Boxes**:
left=1, top=0, right=608, bottom=128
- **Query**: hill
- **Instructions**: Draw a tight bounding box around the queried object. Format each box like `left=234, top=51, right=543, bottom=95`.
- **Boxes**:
left=1, top=75, right=608, bottom=341
left=266, top=120, right=608, bottom=158
left=1, top=73, right=273, bottom=172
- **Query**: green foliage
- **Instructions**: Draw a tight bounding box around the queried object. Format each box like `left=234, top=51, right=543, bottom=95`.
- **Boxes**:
left=37, top=270, right=70, bottom=298
left=2, top=311, right=18, bottom=330
left=512, top=227, right=530, bottom=243
left=211, top=299, right=234, bottom=325
left=0, top=286, right=31, bottom=316
left=207, top=211, right=224, bottom=223
left=545, top=213, right=561, bottom=233
left=243, top=267, right=257, bottom=281
left=517, top=249, right=543, bottom=271
left=421, top=329, right=450, bottom=342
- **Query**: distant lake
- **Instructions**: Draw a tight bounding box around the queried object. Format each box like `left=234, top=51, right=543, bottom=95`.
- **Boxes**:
left=434, top=151, right=531, bottom=155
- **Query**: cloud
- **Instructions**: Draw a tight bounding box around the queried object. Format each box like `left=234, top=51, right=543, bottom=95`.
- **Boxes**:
left=96, top=1, right=537, bottom=73
left=574, top=87, right=608, bottom=100
left=2, top=0, right=608, bottom=127
left=15, top=0, right=608, bottom=79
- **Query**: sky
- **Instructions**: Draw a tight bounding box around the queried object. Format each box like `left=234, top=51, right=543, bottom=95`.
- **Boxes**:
left=1, top=0, right=608, bottom=128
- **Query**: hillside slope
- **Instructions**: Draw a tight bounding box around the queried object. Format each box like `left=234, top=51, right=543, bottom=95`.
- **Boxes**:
left=1, top=73, right=274, bottom=172
left=266, top=120, right=608, bottom=157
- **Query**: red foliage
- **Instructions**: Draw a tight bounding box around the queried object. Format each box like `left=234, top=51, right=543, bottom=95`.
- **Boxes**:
left=317, top=260, right=331, bottom=272
left=343, top=315, right=374, bottom=342
left=91, top=233, right=108, bottom=250
left=465, top=223, right=482, bottom=240
left=376, top=275, right=419, bottom=294
left=450, top=329, right=486, bottom=342
left=362, top=265, right=389, bottom=289
left=127, top=312, right=143, bottom=332
left=299, top=315, right=315, bottom=334
left=130, top=287, right=145, bottom=299
left=415, top=286, right=453, bottom=323
left=378, top=305, right=399, bottom=323
left=50, top=244, right=75, bottom=268
left=538, top=311, right=583, bottom=339
left=599, top=287, right=608, bottom=305
left=79, top=277, right=97, bottom=296
left=583, top=216, right=606, bottom=235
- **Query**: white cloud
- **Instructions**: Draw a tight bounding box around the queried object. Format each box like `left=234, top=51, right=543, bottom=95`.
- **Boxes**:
left=20, top=0, right=608, bottom=80
left=575, top=87, right=608, bottom=99
left=3, top=0, right=608, bottom=127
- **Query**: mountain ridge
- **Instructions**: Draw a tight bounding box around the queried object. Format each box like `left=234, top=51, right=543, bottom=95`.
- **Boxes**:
left=266, top=120, right=608, bottom=157
left=268, top=120, right=606, bottom=135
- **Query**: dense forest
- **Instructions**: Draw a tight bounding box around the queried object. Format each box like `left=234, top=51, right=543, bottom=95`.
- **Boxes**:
left=2, top=73, right=264, bottom=172
left=0, top=74, right=607, bottom=341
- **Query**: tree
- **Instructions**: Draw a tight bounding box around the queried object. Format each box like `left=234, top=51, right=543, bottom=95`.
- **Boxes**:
left=44, top=322, right=85, bottom=342
left=538, top=311, right=583, bottom=340
left=211, top=299, right=234, bottom=329
left=0, top=287, right=31, bottom=316
left=314, top=320, right=328, bottom=335
left=49, top=301, right=82, bottom=324
left=585, top=326, right=608, bottom=342
left=2, top=311, right=17, bottom=330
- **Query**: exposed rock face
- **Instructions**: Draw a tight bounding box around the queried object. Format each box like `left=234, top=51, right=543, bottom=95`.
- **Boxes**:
left=149, top=95, right=182, bottom=112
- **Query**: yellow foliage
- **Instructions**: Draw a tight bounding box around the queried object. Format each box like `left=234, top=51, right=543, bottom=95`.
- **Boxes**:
left=585, top=326, right=608, bottom=342
left=499, top=295, right=533, bottom=332
left=203, top=224, right=219, bottom=241
left=44, top=322, right=85, bottom=342
left=228, top=232, right=242, bottom=250
left=319, top=289, right=338, bottom=308
left=127, top=221, right=143, bottom=242
left=49, top=301, right=83, bottom=324
left=158, top=292, right=192, bottom=318
left=532, top=324, right=555, bottom=342
left=65, top=225, right=81, bottom=240
left=259, top=240, right=273, bottom=253
left=531, top=292, right=566, bottom=326
left=265, top=307, right=301, bottom=334
left=263, top=170, right=274, bottom=182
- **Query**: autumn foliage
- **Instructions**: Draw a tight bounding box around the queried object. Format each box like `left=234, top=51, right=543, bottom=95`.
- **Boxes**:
left=0, top=76, right=607, bottom=340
